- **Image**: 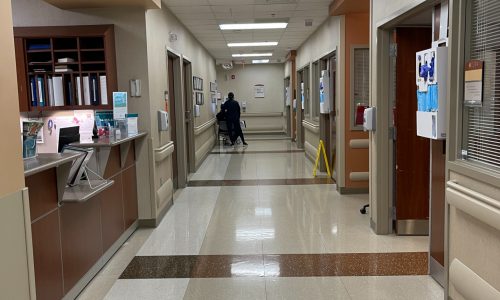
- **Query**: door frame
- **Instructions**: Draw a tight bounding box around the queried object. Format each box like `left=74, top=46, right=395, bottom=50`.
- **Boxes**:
left=167, top=49, right=187, bottom=189
left=372, top=0, right=445, bottom=290
left=182, top=57, right=195, bottom=174
left=284, top=77, right=291, bottom=137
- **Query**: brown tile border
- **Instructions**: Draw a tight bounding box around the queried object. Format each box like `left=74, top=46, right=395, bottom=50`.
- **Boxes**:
left=120, top=252, right=428, bottom=279
left=210, top=150, right=305, bottom=155
left=187, top=178, right=335, bottom=187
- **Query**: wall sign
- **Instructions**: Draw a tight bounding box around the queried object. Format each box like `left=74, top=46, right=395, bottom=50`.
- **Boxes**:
left=254, top=84, right=265, bottom=98
left=464, top=59, right=484, bottom=107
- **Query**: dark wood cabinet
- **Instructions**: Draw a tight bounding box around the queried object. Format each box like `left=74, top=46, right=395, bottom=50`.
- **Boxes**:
left=60, top=197, right=103, bottom=293
left=123, top=165, right=139, bottom=229
left=31, top=210, right=64, bottom=300
left=13, top=25, right=117, bottom=112
left=25, top=168, right=58, bottom=221
left=100, top=173, right=125, bottom=252
left=26, top=141, right=140, bottom=299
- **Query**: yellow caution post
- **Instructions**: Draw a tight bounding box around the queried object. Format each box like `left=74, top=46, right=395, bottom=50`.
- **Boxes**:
left=313, top=140, right=332, bottom=177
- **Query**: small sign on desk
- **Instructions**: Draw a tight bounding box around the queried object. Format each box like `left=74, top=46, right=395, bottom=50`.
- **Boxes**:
left=113, top=92, right=128, bottom=120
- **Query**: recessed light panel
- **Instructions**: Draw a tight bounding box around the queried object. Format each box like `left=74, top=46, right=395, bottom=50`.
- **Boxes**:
left=228, top=42, right=278, bottom=47
left=220, top=23, right=288, bottom=30
left=232, top=53, right=273, bottom=57
left=253, top=59, right=270, bottom=64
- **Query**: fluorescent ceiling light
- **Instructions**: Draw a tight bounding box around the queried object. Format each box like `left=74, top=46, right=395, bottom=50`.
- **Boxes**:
left=232, top=53, right=273, bottom=57
left=228, top=42, right=278, bottom=47
left=220, top=23, right=288, bottom=30
left=253, top=59, right=270, bottom=64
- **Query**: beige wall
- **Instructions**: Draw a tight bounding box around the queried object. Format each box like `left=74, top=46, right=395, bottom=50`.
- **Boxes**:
left=296, top=16, right=342, bottom=69
left=145, top=6, right=216, bottom=148
left=0, top=0, right=24, bottom=198
left=0, top=1, right=33, bottom=298
left=217, top=64, right=285, bottom=113
left=144, top=5, right=216, bottom=194
left=217, top=64, right=286, bottom=134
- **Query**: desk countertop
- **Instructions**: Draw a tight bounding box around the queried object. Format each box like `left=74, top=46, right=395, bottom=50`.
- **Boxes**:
left=24, top=153, right=82, bottom=177
left=70, top=132, right=147, bottom=148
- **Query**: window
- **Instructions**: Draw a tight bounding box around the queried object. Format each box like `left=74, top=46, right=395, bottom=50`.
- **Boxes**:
left=462, top=0, right=500, bottom=169
left=351, top=46, right=370, bottom=130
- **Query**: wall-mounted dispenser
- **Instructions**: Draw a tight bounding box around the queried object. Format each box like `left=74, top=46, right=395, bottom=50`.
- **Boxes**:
left=241, top=101, right=247, bottom=113
left=415, top=46, right=448, bottom=139
left=363, top=107, right=376, bottom=131
left=158, top=110, right=169, bottom=131
left=320, top=70, right=331, bottom=114
left=130, top=79, right=141, bottom=97
left=300, top=82, right=305, bottom=110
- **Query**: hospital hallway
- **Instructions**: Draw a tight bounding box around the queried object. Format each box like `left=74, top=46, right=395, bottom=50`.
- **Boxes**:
left=77, top=138, right=443, bottom=300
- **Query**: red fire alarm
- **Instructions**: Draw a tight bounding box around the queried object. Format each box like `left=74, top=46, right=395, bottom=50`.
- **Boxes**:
left=231, top=75, right=236, bottom=80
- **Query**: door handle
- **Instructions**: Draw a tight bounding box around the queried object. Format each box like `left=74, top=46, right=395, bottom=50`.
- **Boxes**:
left=185, top=110, right=191, bottom=122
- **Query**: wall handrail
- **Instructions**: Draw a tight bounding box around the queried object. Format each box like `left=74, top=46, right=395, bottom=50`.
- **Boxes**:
left=154, top=141, right=174, bottom=163
left=194, top=118, right=216, bottom=136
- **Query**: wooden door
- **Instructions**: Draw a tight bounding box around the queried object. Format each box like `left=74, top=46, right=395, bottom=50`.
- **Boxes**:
left=168, top=55, right=178, bottom=188
left=394, top=27, right=432, bottom=234
left=183, top=61, right=195, bottom=173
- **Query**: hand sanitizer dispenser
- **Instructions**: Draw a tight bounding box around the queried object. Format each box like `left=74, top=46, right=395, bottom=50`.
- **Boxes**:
left=158, top=110, right=169, bottom=131
left=363, top=107, right=376, bottom=131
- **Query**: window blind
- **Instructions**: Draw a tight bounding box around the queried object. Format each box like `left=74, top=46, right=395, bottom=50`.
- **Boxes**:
left=464, top=0, right=500, bottom=168
left=353, top=48, right=369, bottom=127
left=353, top=48, right=369, bottom=105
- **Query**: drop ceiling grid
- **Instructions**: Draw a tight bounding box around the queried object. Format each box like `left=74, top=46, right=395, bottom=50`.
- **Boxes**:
left=164, top=0, right=331, bottom=61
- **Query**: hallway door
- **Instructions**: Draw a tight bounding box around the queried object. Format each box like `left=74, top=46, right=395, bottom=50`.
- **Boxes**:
left=394, top=27, right=432, bottom=235
left=183, top=60, right=195, bottom=173
left=168, top=55, right=178, bottom=189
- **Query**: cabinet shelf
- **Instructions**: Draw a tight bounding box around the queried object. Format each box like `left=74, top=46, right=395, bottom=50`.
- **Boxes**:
left=54, top=49, right=78, bottom=52
left=27, top=49, right=52, bottom=53
left=14, top=25, right=117, bottom=112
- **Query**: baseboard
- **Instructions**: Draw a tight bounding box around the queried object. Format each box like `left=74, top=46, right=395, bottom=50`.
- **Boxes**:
left=139, top=199, right=172, bottom=228
left=396, top=219, right=429, bottom=236
left=63, top=221, right=138, bottom=300
left=430, top=256, right=445, bottom=287
left=338, top=187, right=369, bottom=194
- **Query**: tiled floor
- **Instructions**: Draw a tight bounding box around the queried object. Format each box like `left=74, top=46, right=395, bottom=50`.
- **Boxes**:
left=77, top=139, right=443, bottom=300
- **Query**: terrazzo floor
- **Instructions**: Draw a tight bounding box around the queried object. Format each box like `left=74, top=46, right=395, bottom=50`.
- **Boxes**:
left=77, top=139, right=443, bottom=300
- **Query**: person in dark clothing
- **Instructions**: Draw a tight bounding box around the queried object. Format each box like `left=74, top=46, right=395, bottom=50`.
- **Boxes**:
left=222, top=92, right=247, bottom=146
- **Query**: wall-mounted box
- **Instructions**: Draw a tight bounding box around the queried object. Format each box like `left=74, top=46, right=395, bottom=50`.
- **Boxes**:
left=158, top=110, right=169, bottom=131
left=320, top=70, right=331, bottom=114
left=363, top=107, right=376, bottom=131
left=415, top=46, right=448, bottom=140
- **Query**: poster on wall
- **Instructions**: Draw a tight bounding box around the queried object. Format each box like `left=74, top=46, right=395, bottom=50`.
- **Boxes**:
left=254, top=84, right=265, bottom=98
left=464, top=59, right=484, bottom=107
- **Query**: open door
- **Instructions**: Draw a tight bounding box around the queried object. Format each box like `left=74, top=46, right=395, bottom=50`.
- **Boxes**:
left=167, top=55, right=179, bottom=189
left=183, top=59, right=195, bottom=173
left=394, top=27, right=432, bottom=235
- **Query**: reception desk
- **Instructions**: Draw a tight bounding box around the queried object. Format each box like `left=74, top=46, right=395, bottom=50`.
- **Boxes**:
left=24, top=132, right=146, bottom=300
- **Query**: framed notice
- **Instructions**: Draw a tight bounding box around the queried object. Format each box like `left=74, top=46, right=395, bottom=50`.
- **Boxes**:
left=210, top=82, right=217, bottom=93
left=113, top=92, right=128, bottom=120
left=193, top=76, right=203, bottom=91
left=254, top=84, right=265, bottom=98
left=195, top=92, right=204, bottom=105
left=464, top=60, right=484, bottom=107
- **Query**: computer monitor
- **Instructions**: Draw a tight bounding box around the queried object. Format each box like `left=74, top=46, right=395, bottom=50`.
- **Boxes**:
left=58, top=126, right=80, bottom=153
